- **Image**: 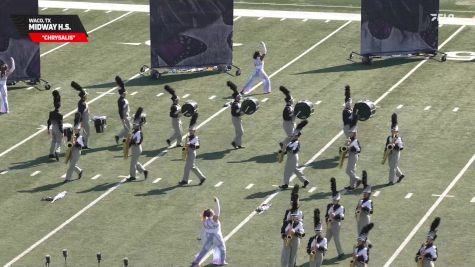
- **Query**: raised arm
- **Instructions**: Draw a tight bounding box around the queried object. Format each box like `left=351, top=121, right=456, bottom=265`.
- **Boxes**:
left=8, top=57, right=15, bottom=74
left=260, top=41, right=267, bottom=60
left=213, top=197, right=221, bottom=221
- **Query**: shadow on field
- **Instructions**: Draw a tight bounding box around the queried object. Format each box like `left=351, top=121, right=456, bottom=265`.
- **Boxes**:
left=299, top=190, right=333, bottom=201
left=320, top=253, right=353, bottom=265
left=86, top=72, right=219, bottom=89
left=9, top=155, right=52, bottom=170
left=81, top=144, right=122, bottom=155
left=135, top=184, right=180, bottom=196
left=18, top=181, right=65, bottom=193
left=305, top=156, right=339, bottom=169
left=245, top=189, right=277, bottom=199
left=76, top=183, right=117, bottom=193
left=294, top=58, right=420, bottom=74
left=197, top=149, right=233, bottom=160
left=227, top=152, right=276, bottom=164
left=142, top=147, right=169, bottom=158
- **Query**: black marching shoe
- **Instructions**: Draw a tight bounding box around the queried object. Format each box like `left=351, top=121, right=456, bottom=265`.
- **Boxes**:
left=237, top=145, right=245, bottom=149
left=344, top=186, right=355, bottom=191
left=78, top=170, right=83, bottom=179
left=302, top=180, right=309, bottom=188
left=83, top=146, right=90, bottom=150
left=279, top=184, right=289, bottom=190
left=143, top=170, right=149, bottom=180
left=176, top=144, right=183, bottom=147
left=337, top=253, right=345, bottom=260
left=55, top=152, right=59, bottom=162
left=386, top=181, right=394, bottom=186
left=178, top=180, right=188, bottom=186
left=199, top=178, right=206, bottom=185
left=231, top=141, right=237, bottom=149
left=127, top=177, right=136, bottom=182
left=114, top=135, right=119, bottom=145
left=397, top=175, right=405, bottom=183
left=48, top=154, right=55, bottom=159
left=166, top=139, right=171, bottom=146
left=355, top=180, right=362, bottom=188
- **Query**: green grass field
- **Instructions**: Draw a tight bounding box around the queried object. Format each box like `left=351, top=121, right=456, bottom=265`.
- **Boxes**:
left=1, top=1, right=475, bottom=266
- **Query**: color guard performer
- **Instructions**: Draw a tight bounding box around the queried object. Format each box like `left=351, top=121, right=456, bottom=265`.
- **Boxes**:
left=355, top=171, right=373, bottom=235
left=191, top=197, right=227, bottom=266
left=179, top=113, right=206, bottom=185
left=164, top=85, right=183, bottom=147
left=384, top=113, right=405, bottom=185
left=279, top=86, right=295, bottom=148
left=279, top=120, right=310, bottom=189
left=64, top=113, right=83, bottom=182
left=342, top=85, right=357, bottom=138
left=241, top=41, right=271, bottom=94
left=307, top=208, right=327, bottom=267
left=326, top=177, right=345, bottom=259
left=0, top=57, right=15, bottom=114
left=126, top=107, right=149, bottom=182
left=47, top=91, right=63, bottom=161
left=415, top=217, right=440, bottom=267
left=281, top=188, right=305, bottom=267
left=350, top=223, right=374, bottom=267
left=345, top=130, right=361, bottom=191
left=227, top=81, right=244, bottom=149
left=71, top=81, right=90, bottom=149
left=114, top=76, right=131, bottom=144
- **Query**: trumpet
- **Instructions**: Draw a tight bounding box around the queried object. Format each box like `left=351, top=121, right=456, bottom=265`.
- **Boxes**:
left=381, top=134, right=397, bottom=164
left=182, top=144, right=189, bottom=161
left=64, top=134, right=77, bottom=164
left=339, top=138, right=351, bottom=168
left=123, top=133, right=131, bottom=159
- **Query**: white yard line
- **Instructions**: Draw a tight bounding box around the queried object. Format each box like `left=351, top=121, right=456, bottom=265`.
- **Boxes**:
left=91, top=174, right=101, bottom=180
left=396, top=104, right=404, bottom=109
left=41, top=7, right=48, bottom=11
left=471, top=197, right=475, bottom=203
left=130, top=91, right=138, bottom=96
left=62, top=8, right=69, bottom=11
left=37, top=2, right=475, bottom=25
left=280, top=18, right=286, bottom=21
left=152, top=178, right=162, bottom=184
left=261, top=98, right=269, bottom=102
left=424, top=106, right=431, bottom=110
left=214, top=181, right=224, bottom=187
left=302, top=19, right=308, bottom=22
left=453, top=107, right=459, bottom=112
left=384, top=153, right=475, bottom=267
left=199, top=25, right=466, bottom=265
left=431, top=194, right=454, bottom=197
left=0, top=72, right=140, bottom=159
left=40, top=11, right=133, bottom=58
left=405, top=193, right=413, bottom=199
left=373, top=191, right=381, bottom=197
left=325, top=19, right=330, bottom=23
left=308, top=186, right=317, bottom=193
left=315, top=100, right=322, bottom=105
left=84, top=9, right=90, bottom=12
left=105, top=10, right=112, bottom=13
left=208, top=95, right=216, bottom=100
left=61, top=173, right=66, bottom=178
left=245, top=183, right=254, bottom=189
left=257, top=17, right=264, bottom=20
left=30, top=171, right=41, bottom=177
left=182, top=94, right=190, bottom=98
left=26, top=87, right=34, bottom=91
left=233, top=16, right=242, bottom=21
left=156, top=92, right=164, bottom=97
left=0, top=170, right=8, bottom=175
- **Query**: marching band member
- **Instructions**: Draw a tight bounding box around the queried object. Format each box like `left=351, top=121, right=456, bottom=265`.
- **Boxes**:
left=415, top=217, right=439, bottom=267
left=71, top=81, right=90, bottom=149
left=326, top=177, right=345, bottom=259
left=345, top=130, right=361, bottom=191
left=227, top=81, right=244, bottom=149
left=279, top=120, right=310, bottom=189
left=282, top=185, right=304, bottom=222
left=179, top=113, right=206, bottom=186
left=164, top=85, right=183, bottom=147
left=385, top=113, right=405, bottom=185
left=279, top=86, right=295, bottom=148
left=114, top=76, right=131, bottom=145
left=351, top=223, right=374, bottom=267
left=307, top=208, right=327, bottom=267
left=64, top=113, right=83, bottom=182
left=281, top=190, right=305, bottom=267
left=355, top=171, right=373, bottom=235
left=241, top=41, right=271, bottom=95
left=342, top=85, right=357, bottom=138
left=0, top=57, right=15, bottom=114
left=47, top=90, right=63, bottom=161
left=192, top=197, right=227, bottom=267
left=126, top=107, right=149, bottom=182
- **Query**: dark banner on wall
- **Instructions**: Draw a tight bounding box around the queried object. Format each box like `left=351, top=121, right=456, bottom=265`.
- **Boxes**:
left=361, top=0, right=439, bottom=56
left=0, top=0, right=40, bottom=80
left=150, top=0, right=233, bottom=68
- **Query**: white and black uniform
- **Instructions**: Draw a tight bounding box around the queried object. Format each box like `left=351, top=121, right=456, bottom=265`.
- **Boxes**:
left=231, top=100, right=244, bottom=147
left=326, top=203, right=345, bottom=256
left=65, top=134, right=83, bottom=181
left=47, top=109, right=63, bottom=155
left=347, top=138, right=361, bottom=187
left=386, top=135, right=404, bottom=183
left=182, top=134, right=206, bottom=183
left=355, top=198, right=373, bottom=235
left=354, top=244, right=369, bottom=267
left=117, top=96, right=130, bottom=140
left=78, top=99, right=90, bottom=147
left=283, top=140, right=309, bottom=185
left=416, top=243, right=437, bottom=267
left=168, top=103, right=183, bottom=146
left=281, top=218, right=305, bottom=267
left=282, top=104, right=295, bottom=145
left=307, top=235, right=327, bottom=267
left=342, top=109, right=357, bottom=138
left=0, top=57, right=15, bottom=114
left=129, top=128, right=146, bottom=178
left=242, top=56, right=271, bottom=94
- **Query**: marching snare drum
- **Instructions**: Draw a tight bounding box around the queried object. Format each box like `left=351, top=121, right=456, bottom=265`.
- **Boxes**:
left=63, top=123, right=73, bottom=141
left=354, top=100, right=376, bottom=121
left=181, top=100, right=198, bottom=117
left=294, top=100, right=315, bottom=119
left=93, top=116, right=107, bottom=133
left=241, top=97, right=260, bottom=115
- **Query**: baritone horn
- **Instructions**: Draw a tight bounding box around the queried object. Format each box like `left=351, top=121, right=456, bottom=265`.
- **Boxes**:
left=338, top=138, right=351, bottom=168
left=123, top=133, right=131, bottom=159
left=64, top=134, right=76, bottom=164
left=381, top=134, right=397, bottom=165
left=182, top=144, right=189, bottom=161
